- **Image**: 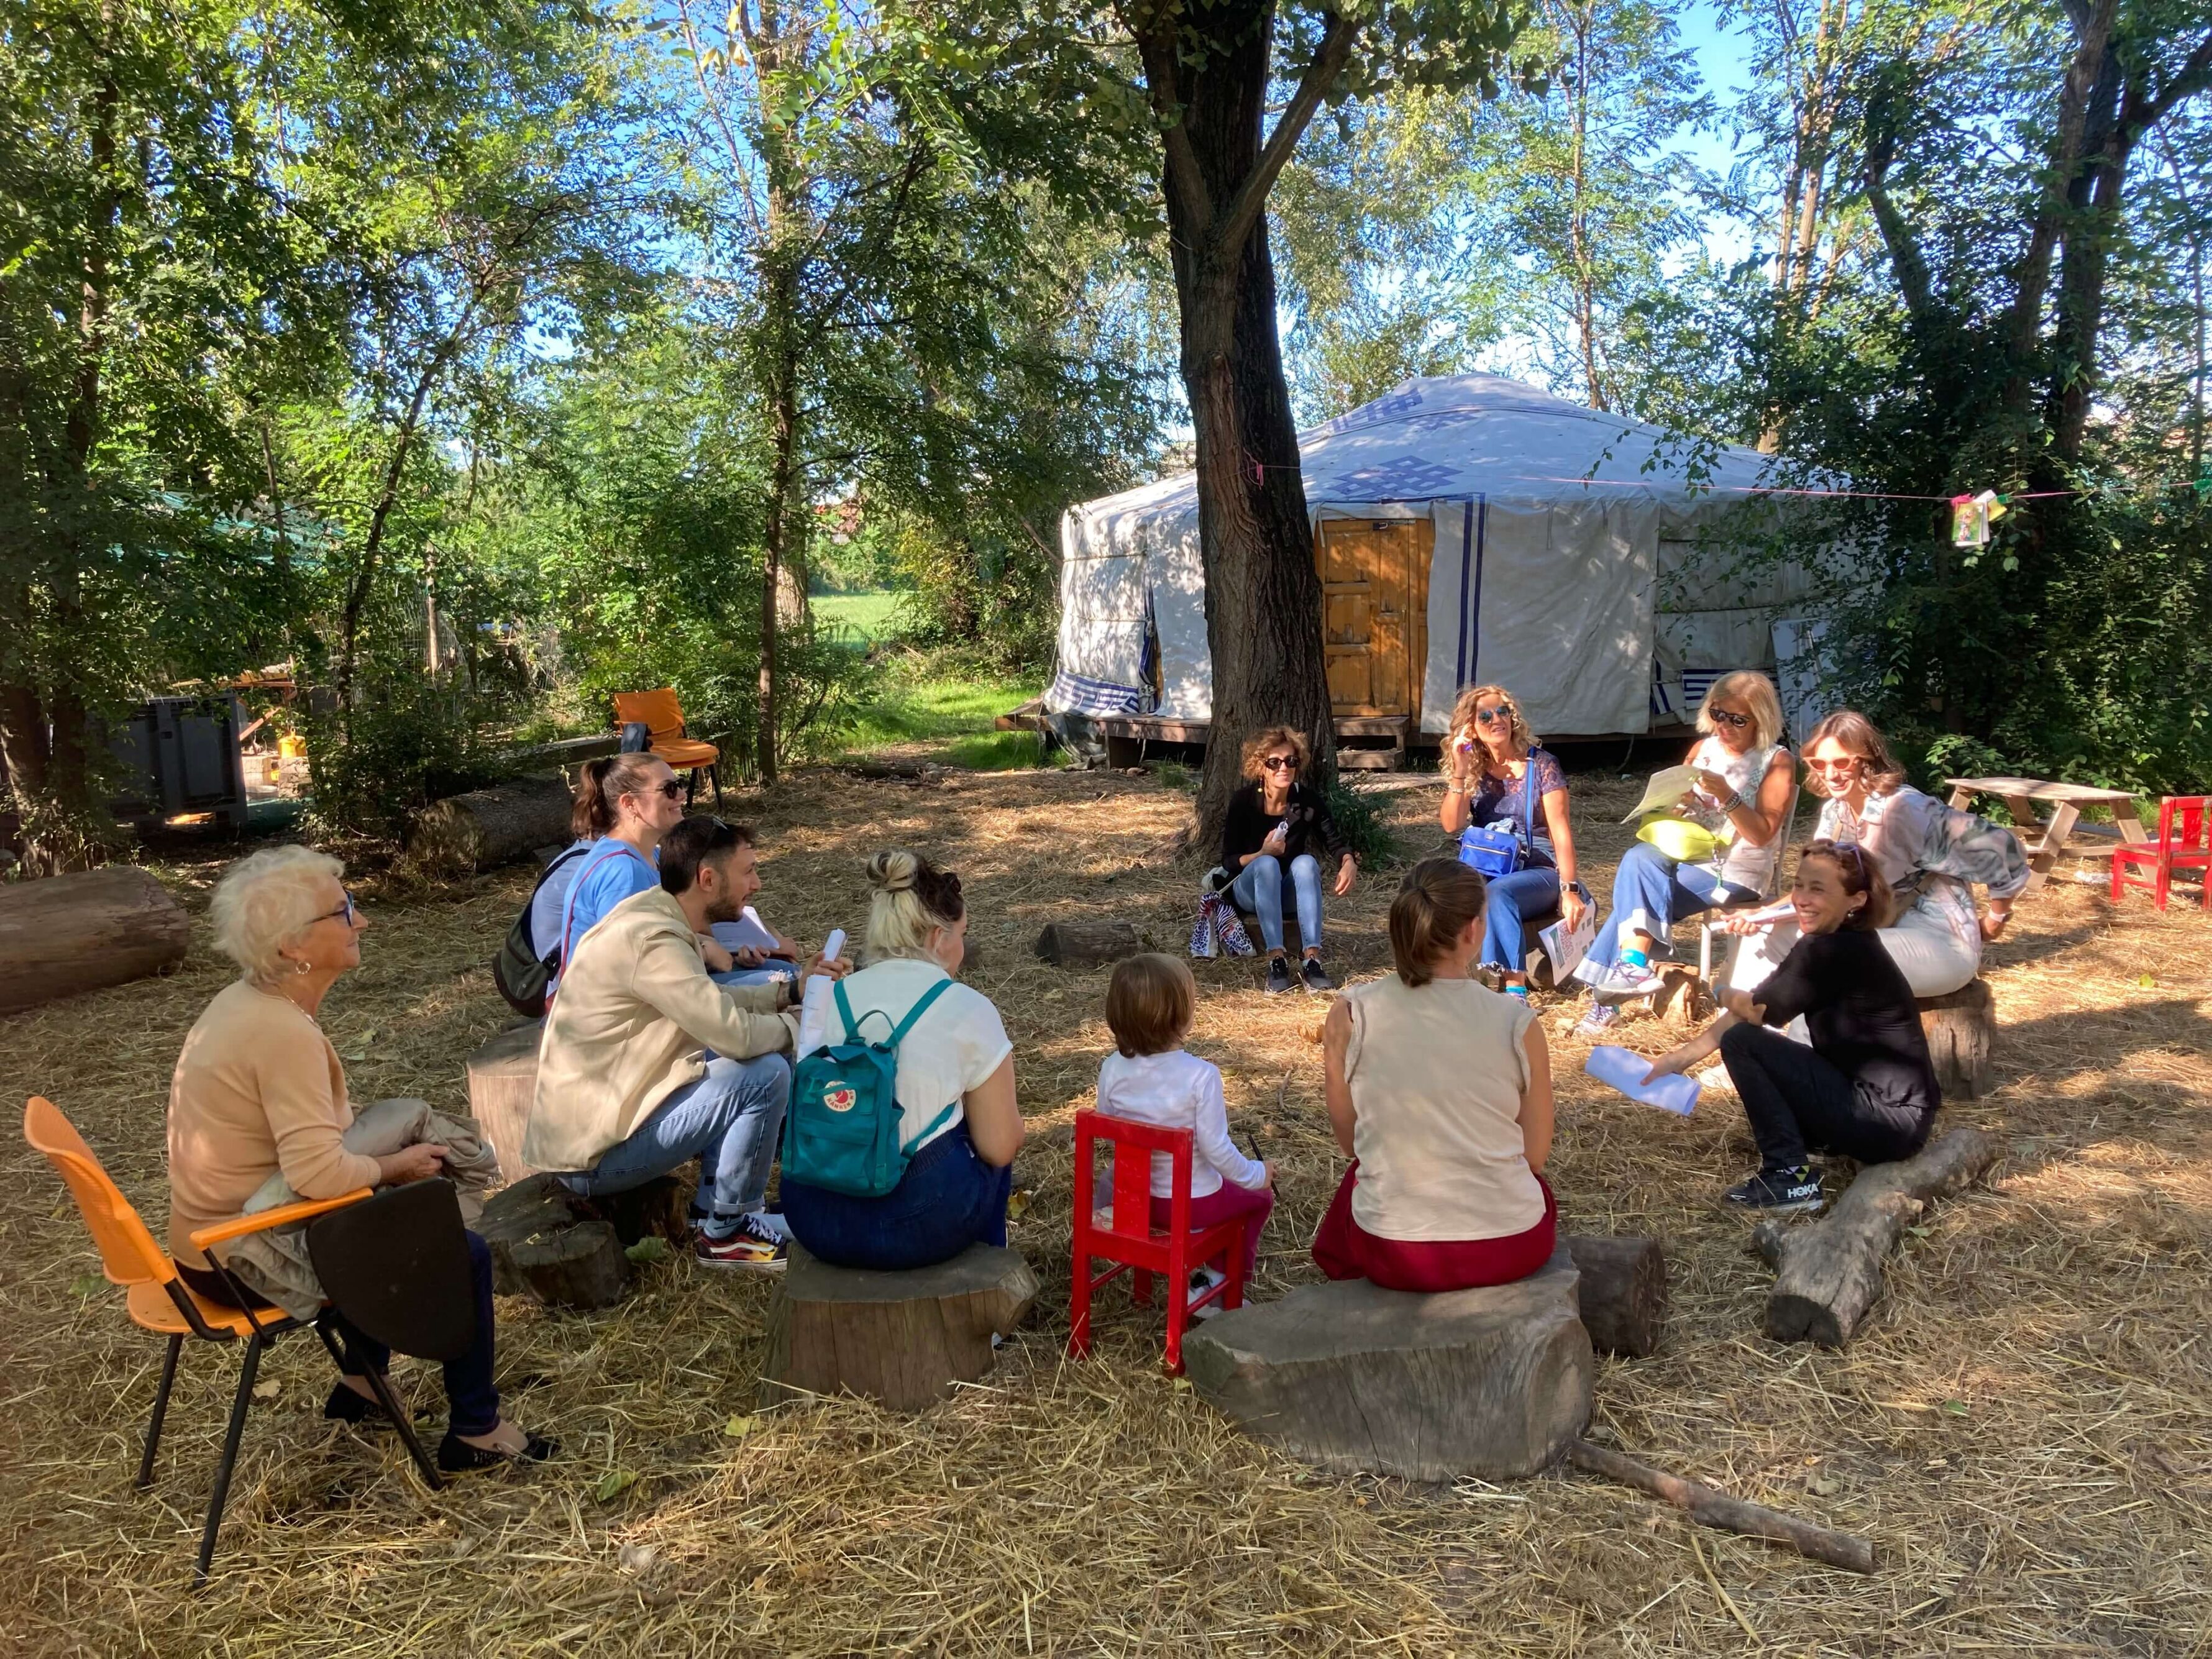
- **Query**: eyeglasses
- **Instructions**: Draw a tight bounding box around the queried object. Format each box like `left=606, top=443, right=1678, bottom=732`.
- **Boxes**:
left=1707, top=708, right=1751, bottom=729
left=1262, top=755, right=1300, bottom=772
left=1475, top=705, right=1513, bottom=724
left=314, top=893, right=360, bottom=926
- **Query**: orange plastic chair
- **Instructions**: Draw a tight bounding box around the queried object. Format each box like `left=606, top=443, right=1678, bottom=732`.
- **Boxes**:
left=612, top=688, right=723, bottom=805
left=2110, top=796, right=2211, bottom=912
left=1067, top=1109, right=1252, bottom=1375
left=22, top=1097, right=436, bottom=1584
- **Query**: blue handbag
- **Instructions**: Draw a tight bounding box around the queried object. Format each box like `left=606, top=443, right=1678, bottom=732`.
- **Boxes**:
left=1458, top=757, right=1539, bottom=877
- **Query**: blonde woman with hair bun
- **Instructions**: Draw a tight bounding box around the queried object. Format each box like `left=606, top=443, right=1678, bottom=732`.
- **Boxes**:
left=779, top=849, right=1026, bottom=1271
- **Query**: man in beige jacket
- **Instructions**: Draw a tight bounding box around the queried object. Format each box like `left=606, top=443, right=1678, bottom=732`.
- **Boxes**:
left=526, top=816, right=848, bottom=1271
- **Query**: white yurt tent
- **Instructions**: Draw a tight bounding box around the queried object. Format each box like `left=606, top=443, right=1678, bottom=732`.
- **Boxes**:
left=1048, top=373, right=1842, bottom=746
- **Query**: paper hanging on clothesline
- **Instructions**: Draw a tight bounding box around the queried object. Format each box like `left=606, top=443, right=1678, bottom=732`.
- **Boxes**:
left=1620, top=765, right=1701, bottom=823
left=1950, top=490, right=2009, bottom=547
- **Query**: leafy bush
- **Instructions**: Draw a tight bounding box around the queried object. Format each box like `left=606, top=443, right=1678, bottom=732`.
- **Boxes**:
left=1326, top=779, right=1399, bottom=869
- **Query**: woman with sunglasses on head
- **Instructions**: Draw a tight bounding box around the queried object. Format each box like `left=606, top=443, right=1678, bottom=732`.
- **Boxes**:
left=1643, top=841, right=1941, bottom=1211
left=1219, top=725, right=1358, bottom=995
left=1716, top=710, right=2028, bottom=999
left=1572, top=670, right=1798, bottom=1034
left=1438, top=684, right=1588, bottom=1001
left=167, top=847, right=552, bottom=1469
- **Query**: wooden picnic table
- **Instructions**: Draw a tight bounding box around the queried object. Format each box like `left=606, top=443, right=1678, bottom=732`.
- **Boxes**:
left=1945, top=775, right=2148, bottom=892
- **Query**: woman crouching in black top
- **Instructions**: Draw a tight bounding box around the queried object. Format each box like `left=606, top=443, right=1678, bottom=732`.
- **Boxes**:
left=1645, top=840, right=1940, bottom=1211
left=1218, top=724, right=1358, bottom=996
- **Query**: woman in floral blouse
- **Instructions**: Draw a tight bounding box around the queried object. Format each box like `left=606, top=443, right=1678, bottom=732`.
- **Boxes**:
left=1721, top=710, right=2029, bottom=997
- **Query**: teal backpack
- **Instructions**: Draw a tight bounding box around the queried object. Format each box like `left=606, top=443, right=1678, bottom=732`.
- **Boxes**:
left=784, top=977, right=957, bottom=1197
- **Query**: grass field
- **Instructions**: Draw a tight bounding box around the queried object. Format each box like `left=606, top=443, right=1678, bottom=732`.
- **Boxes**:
left=828, top=649, right=1044, bottom=770
left=811, top=590, right=910, bottom=642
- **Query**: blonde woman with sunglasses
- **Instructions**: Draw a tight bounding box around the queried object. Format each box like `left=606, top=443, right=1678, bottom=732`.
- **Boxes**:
left=1438, top=683, right=1588, bottom=1001
left=1572, top=670, right=1798, bottom=1032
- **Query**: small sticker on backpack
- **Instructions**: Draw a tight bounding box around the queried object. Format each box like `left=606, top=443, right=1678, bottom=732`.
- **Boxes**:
left=823, top=1084, right=858, bottom=1113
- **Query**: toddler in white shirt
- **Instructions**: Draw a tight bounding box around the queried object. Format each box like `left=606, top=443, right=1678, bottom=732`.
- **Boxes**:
left=1095, top=954, right=1274, bottom=1299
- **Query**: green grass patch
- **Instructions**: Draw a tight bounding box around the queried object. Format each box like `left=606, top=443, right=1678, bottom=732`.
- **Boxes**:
left=828, top=649, right=1046, bottom=769
left=813, top=590, right=910, bottom=643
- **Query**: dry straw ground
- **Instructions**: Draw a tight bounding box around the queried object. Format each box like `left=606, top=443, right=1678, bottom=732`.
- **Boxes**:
left=2, top=762, right=2208, bottom=1657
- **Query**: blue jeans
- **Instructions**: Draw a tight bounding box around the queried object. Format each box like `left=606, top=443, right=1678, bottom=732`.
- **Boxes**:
left=559, top=1053, right=791, bottom=1238
left=711, top=962, right=798, bottom=991
left=1481, top=866, right=1560, bottom=972
left=179, top=1235, right=501, bottom=1437
left=1585, top=843, right=1757, bottom=971
left=1230, top=852, right=1323, bottom=954
left=781, top=1120, right=1012, bottom=1272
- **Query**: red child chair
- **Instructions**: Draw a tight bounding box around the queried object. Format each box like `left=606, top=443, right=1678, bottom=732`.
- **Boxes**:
left=1067, top=1109, right=1252, bottom=1375
left=2110, top=796, right=2212, bottom=912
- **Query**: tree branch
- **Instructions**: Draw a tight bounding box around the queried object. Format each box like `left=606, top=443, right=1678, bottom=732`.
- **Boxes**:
left=1862, top=138, right=1934, bottom=322
left=1212, top=8, right=1359, bottom=263
left=2009, top=0, right=2118, bottom=363
left=1124, top=2, right=1215, bottom=233
left=2123, top=29, right=2212, bottom=136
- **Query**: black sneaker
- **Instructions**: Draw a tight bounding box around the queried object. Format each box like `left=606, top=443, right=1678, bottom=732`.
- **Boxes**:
left=1724, top=1165, right=1824, bottom=1212
left=1264, top=957, right=1294, bottom=995
left=1300, top=957, right=1336, bottom=994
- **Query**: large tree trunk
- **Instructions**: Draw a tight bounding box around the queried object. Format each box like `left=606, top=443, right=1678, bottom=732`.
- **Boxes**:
left=1149, top=0, right=1336, bottom=846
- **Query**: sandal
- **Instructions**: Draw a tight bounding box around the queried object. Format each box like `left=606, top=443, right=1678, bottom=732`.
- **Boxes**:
left=436, top=1427, right=558, bottom=1473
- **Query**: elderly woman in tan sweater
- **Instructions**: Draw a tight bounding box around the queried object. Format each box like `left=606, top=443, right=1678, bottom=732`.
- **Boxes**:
left=167, top=846, right=551, bottom=1472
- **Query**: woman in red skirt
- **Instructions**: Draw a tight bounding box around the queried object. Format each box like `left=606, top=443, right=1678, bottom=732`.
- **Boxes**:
left=1312, top=858, right=1557, bottom=1291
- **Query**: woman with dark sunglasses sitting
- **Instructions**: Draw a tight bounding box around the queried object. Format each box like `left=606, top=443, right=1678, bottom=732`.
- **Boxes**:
left=1572, top=669, right=1798, bottom=1034
left=1218, top=725, right=1358, bottom=995
left=1437, top=683, right=1588, bottom=1002
left=1643, top=841, right=1941, bottom=1211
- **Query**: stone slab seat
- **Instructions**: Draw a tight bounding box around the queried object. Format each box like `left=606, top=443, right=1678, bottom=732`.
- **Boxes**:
left=759, top=1242, right=1040, bottom=1413
left=1182, top=1244, right=1594, bottom=1481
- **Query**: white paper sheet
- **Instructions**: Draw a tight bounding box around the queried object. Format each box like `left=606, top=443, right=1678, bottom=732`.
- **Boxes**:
left=1620, top=764, right=1701, bottom=823
left=1538, top=905, right=1596, bottom=977
left=1584, top=1044, right=1700, bottom=1117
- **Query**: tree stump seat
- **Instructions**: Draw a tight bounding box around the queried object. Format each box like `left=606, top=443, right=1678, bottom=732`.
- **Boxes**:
left=477, top=1171, right=693, bottom=1311
left=466, top=1021, right=542, bottom=1182
left=1182, top=1245, right=1595, bottom=1481
left=759, top=1243, right=1040, bottom=1412
left=1917, top=979, right=1995, bottom=1099
left=1033, top=920, right=1145, bottom=969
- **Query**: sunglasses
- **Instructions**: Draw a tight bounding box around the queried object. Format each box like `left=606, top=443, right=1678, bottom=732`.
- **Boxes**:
left=1808, top=754, right=1864, bottom=771
left=1475, top=705, right=1514, bottom=724
left=314, top=893, right=360, bottom=926
left=631, top=780, right=685, bottom=801
left=1263, top=755, right=1300, bottom=772
left=1707, top=708, right=1751, bottom=729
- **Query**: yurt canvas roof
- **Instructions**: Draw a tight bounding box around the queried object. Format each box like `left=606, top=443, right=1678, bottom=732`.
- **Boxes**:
left=1051, top=372, right=1835, bottom=741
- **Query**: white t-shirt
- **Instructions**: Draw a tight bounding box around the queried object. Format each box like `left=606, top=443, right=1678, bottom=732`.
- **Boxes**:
left=1094, top=1048, right=1268, bottom=1199
left=827, top=957, right=1012, bottom=1151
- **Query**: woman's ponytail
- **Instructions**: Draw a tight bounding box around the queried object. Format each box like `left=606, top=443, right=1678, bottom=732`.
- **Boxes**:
left=1387, top=857, right=1488, bottom=987
left=572, top=752, right=662, bottom=839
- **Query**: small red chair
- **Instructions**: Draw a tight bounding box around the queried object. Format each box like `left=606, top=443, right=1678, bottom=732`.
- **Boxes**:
left=2110, top=796, right=2211, bottom=912
left=1067, top=1109, right=1251, bottom=1375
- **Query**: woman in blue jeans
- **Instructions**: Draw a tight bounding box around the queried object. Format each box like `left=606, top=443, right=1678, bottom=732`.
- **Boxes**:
left=1572, top=670, right=1798, bottom=1034
left=1217, top=725, right=1359, bottom=995
left=1437, top=683, right=1589, bottom=999
left=780, top=850, right=1025, bottom=1271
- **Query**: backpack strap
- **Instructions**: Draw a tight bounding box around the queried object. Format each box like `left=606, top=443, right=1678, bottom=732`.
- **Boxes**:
left=887, top=976, right=956, bottom=1046
left=558, top=839, right=656, bottom=979
left=906, top=1101, right=959, bottom=1149
left=831, top=976, right=891, bottom=1044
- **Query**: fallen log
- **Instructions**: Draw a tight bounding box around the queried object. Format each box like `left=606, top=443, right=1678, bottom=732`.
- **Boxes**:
left=1033, top=920, right=1144, bottom=969
left=0, top=866, right=190, bottom=1014
left=408, top=774, right=575, bottom=874
left=1754, top=1127, right=2001, bottom=1346
left=1563, top=1235, right=1669, bottom=1358
left=1917, top=980, right=1995, bottom=1099
left=1567, top=1438, right=1875, bottom=1573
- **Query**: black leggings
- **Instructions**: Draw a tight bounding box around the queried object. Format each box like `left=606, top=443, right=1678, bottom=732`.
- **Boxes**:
left=1719, top=1022, right=1932, bottom=1171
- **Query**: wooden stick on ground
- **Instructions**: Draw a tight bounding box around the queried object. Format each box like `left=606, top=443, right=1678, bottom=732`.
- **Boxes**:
left=1753, top=1127, right=2001, bottom=1347
left=1566, top=1438, right=1876, bottom=1573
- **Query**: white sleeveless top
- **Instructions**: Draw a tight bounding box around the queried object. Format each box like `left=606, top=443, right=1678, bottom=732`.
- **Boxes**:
left=1341, top=976, right=1543, bottom=1241
left=1684, top=736, right=1786, bottom=894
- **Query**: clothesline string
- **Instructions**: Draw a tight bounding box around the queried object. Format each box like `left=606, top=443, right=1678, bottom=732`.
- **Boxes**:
left=1506, top=475, right=2078, bottom=502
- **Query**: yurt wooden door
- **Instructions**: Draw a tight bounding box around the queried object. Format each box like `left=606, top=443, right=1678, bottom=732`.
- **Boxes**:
left=1315, top=517, right=1432, bottom=720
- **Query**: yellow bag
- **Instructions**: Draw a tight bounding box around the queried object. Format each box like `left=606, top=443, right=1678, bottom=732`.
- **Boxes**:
left=1636, top=817, right=1720, bottom=864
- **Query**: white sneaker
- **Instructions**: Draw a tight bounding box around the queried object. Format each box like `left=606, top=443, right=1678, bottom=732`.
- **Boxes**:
left=1599, top=959, right=1663, bottom=996
left=1573, top=1000, right=1621, bottom=1037
left=1187, top=1266, right=1228, bottom=1319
